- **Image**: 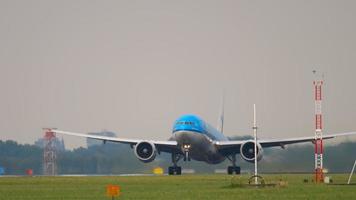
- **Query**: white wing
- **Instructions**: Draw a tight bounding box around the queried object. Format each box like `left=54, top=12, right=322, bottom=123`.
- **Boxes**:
left=51, top=129, right=179, bottom=153
left=259, top=131, right=356, bottom=148
left=217, top=132, right=356, bottom=155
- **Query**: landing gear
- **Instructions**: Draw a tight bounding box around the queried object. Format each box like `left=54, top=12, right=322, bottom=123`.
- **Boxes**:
left=183, top=150, right=191, bottom=161
left=227, top=154, right=241, bottom=175
left=183, top=144, right=191, bottom=161
left=227, top=166, right=241, bottom=175
left=168, top=153, right=183, bottom=175
left=168, top=166, right=182, bottom=175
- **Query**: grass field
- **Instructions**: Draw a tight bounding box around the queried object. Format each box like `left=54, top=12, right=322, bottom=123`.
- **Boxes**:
left=0, top=174, right=355, bottom=200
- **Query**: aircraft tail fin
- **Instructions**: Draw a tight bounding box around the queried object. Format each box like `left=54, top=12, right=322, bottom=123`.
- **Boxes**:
left=217, top=92, right=225, bottom=133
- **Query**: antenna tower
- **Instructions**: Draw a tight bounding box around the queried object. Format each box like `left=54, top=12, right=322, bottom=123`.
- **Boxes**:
left=43, top=129, right=57, bottom=176
left=313, top=71, right=324, bottom=183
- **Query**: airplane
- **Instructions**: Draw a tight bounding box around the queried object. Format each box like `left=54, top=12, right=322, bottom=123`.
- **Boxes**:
left=48, top=111, right=356, bottom=175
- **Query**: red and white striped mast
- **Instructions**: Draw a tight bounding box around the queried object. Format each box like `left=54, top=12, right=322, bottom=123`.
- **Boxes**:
left=313, top=70, right=324, bottom=183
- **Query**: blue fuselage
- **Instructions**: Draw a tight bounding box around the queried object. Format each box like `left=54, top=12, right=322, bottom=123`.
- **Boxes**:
left=170, top=114, right=228, bottom=164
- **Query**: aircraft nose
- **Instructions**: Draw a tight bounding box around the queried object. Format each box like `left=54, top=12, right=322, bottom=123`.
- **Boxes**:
left=175, top=131, right=202, bottom=150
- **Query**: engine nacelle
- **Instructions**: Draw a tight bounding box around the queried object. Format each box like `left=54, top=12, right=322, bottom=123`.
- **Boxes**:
left=240, top=140, right=263, bottom=163
left=134, top=141, right=157, bottom=163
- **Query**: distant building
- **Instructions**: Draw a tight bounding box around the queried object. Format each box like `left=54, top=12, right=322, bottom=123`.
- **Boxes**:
left=0, top=167, right=4, bottom=175
left=86, top=130, right=117, bottom=147
left=34, top=137, right=65, bottom=152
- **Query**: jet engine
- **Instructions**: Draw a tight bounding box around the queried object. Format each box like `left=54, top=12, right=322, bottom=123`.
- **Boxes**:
left=240, top=140, right=263, bottom=163
left=134, top=141, right=157, bottom=163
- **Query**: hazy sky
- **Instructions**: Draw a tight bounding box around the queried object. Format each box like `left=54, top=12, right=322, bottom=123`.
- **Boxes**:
left=1, top=0, right=356, bottom=149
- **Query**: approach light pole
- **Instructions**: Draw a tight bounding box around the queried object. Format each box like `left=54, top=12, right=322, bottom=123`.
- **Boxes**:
left=253, top=104, right=258, bottom=185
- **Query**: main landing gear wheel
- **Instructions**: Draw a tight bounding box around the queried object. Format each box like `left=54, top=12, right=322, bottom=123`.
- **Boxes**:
left=168, top=166, right=182, bottom=175
left=227, top=166, right=241, bottom=175
left=169, top=153, right=182, bottom=175
left=227, top=154, right=241, bottom=174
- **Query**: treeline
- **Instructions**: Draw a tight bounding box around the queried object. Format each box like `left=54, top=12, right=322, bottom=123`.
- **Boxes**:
left=0, top=139, right=356, bottom=175
left=0, top=140, right=42, bottom=174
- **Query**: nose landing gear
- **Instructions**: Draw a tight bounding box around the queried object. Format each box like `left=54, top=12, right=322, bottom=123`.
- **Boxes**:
left=183, top=144, right=191, bottom=161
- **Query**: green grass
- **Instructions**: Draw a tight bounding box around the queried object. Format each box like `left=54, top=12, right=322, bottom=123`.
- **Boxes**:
left=0, top=174, right=355, bottom=200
